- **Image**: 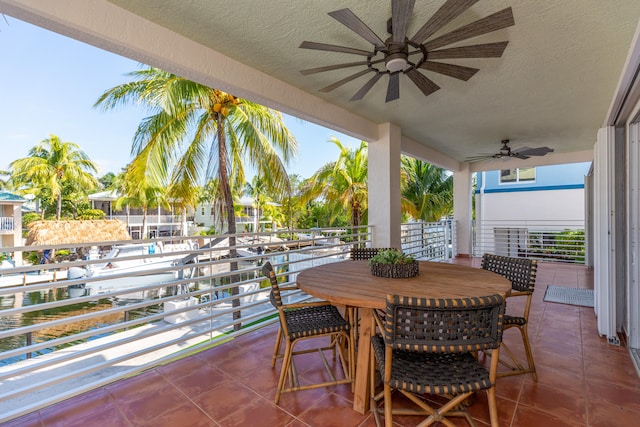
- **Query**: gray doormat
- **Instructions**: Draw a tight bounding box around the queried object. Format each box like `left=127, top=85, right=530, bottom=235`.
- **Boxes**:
left=543, top=285, right=594, bottom=307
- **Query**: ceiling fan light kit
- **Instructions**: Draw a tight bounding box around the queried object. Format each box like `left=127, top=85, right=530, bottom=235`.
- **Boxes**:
left=300, top=0, right=515, bottom=102
left=385, top=54, right=408, bottom=72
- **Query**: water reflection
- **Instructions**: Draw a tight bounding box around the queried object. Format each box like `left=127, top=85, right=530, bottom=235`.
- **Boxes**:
left=0, top=285, right=165, bottom=365
left=0, top=256, right=280, bottom=366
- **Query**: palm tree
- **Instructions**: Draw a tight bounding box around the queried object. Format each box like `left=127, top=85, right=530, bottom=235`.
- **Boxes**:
left=198, top=178, right=224, bottom=233
left=95, top=67, right=297, bottom=240
left=301, top=137, right=368, bottom=227
left=245, top=175, right=269, bottom=232
left=10, top=135, right=99, bottom=220
left=95, top=67, right=297, bottom=328
left=98, top=172, right=116, bottom=190
left=0, top=170, right=10, bottom=190
left=113, top=165, right=169, bottom=239
left=400, top=156, right=453, bottom=222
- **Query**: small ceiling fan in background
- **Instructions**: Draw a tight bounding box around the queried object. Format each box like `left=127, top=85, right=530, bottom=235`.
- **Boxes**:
left=466, top=139, right=554, bottom=162
left=299, top=0, right=515, bottom=102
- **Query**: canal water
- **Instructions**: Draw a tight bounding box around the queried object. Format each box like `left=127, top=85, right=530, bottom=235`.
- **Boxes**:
left=0, top=260, right=270, bottom=366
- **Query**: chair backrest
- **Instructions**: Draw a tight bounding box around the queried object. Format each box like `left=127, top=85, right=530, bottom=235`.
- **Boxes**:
left=350, top=247, right=394, bottom=261
left=261, top=261, right=282, bottom=308
left=481, top=253, right=538, bottom=293
left=382, top=293, right=506, bottom=353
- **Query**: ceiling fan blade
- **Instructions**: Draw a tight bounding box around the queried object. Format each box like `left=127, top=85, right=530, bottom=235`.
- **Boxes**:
left=319, top=69, right=372, bottom=93
left=513, top=153, right=531, bottom=160
left=386, top=72, right=401, bottom=102
left=514, top=147, right=554, bottom=157
left=411, top=0, right=479, bottom=45
left=423, top=7, right=515, bottom=51
left=466, top=156, right=494, bottom=162
left=405, top=69, right=440, bottom=97
left=351, top=73, right=384, bottom=101
left=392, top=0, right=416, bottom=43
left=301, top=61, right=369, bottom=75
left=428, top=41, right=509, bottom=60
left=328, top=8, right=385, bottom=48
left=299, top=41, right=371, bottom=56
left=420, top=61, right=479, bottom=81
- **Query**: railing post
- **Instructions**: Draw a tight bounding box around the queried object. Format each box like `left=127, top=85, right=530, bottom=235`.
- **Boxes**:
left=26, top=332, right=32, bottom=359
left=124, top=311, right=129, bottom=330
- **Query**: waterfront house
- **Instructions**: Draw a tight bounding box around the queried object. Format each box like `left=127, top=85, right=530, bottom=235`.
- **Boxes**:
left=474, top=162, right=590, bottom=259
left=88, top=190, right=191, bottom=238
left=0, top=191, right=24, bottom=266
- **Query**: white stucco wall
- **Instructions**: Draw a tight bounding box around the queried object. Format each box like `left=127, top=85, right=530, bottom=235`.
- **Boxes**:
left=477, top=188, right=585, bottom=222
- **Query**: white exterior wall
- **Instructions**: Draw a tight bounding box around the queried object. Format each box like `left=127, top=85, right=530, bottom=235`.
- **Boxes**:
left=474, top=188, right=586, bottom=257
left=478, top=189, right=585, bottom=222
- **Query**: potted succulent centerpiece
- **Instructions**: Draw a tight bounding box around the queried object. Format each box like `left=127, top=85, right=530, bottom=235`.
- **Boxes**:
left=368, top=249, right=419, bottom=278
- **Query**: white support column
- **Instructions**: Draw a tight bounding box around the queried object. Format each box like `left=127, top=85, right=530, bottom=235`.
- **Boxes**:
left=594, top=126, right=619, bottom=344
left=368, top=123, right=402, bottom=249
left=453, top=164, right=473, bottom=257
left=627, top=122, right=640, bottom=348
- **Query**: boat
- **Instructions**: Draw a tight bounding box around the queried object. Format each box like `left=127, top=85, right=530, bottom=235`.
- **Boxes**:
left=66, top=242, right=197, bottom=294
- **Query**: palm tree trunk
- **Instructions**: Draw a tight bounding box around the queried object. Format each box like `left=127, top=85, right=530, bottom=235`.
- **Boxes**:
left=181, top=207, right=187, bottom=236
left=142, top=208, right=148, bottom=239
left=56, top=194, right=62, bottom=220
left=217, top=116, right=241, bottom=331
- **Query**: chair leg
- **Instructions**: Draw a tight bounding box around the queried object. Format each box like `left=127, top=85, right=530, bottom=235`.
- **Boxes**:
left=520, top=325, right=537, bottom=381
left=271, top=327, right=283, bottom=368
left=350, top=320, right=356, bottom=384
left=497, top=326, right=537, bottom=380
left=383, top=384, right=393, bottom=427
left=275, top=340, right=293, bottom=404
left=487, top=387, right=499, bottom=427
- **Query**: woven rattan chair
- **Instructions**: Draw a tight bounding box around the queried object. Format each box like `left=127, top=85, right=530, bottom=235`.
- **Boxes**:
left=349, top=247, right=394, bottom=334
left=370, top=293, right=506, bottom=427
left=350, top=247, right=394, bottom=260
left=481, top=253, right=538, bottom=381
left=262, top=262, right=354, bottom=404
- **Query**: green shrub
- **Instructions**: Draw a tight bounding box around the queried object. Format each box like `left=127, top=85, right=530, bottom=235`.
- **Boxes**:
left=369, top=249, right=415, bottom=265
left=77, top=209, right=106, bottom=220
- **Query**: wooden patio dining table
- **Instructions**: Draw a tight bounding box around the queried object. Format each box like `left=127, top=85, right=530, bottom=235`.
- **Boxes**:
left=296, top=260, right=512, bottom=414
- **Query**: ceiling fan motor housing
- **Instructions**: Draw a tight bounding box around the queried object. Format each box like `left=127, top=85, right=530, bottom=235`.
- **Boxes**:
left=384, top=42, right=409, bottom=72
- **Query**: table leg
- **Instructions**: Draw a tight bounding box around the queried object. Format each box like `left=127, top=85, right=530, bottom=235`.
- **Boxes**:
left=353, top=307, right=374, bottom=414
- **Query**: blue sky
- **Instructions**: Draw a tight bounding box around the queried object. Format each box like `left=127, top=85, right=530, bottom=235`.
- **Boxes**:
left=0, top=17, right=360, bottom=178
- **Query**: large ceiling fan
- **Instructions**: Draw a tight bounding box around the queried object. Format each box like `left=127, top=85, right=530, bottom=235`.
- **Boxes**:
left=299, top=0, right=515, bottom=102
left=466, top=139, right=554, bottom=162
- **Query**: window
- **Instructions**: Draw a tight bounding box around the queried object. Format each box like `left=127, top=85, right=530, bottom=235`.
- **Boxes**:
left=500, top=167, right=535, bottom=184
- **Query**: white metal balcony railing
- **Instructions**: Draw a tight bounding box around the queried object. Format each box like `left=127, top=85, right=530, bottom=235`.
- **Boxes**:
left=472, top=219, right=586, bottom=264
left=0, top=221, right=454, bottom=423
left=0, top=217, right=15, bottom=232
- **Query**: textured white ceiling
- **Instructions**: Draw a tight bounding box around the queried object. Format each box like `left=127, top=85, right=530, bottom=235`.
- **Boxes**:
left=98, top=1, right=640, bottom=164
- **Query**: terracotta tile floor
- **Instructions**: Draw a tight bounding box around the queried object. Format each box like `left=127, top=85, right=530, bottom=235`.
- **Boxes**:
left=4, top=259, right=640, bottom=427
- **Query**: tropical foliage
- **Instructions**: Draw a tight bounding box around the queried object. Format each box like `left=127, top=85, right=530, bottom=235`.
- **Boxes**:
left=301, top=137, right=368, bottom=227
left=111, top=166, right=169, bottom=238
left=0, top=170, right=9, bottom=190
left=95, top=67, right=297, bottom=243
left=9, top=135, right=99, bottom=220
left=244, top=175, right=269, bottom=232
left=401, top=156, right=453, bottom=222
